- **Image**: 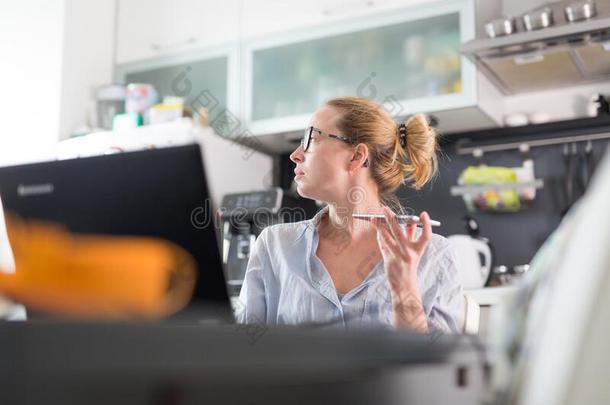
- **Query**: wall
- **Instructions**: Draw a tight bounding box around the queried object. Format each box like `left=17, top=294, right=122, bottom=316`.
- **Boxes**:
left=58, top=0, right=116, bottom=140
left=0, top=0, right=116, bottom=166
left=0, top=1, right=66, bottom=166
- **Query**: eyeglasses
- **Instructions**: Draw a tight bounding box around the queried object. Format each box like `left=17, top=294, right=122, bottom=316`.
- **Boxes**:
left=301, top=126, right=355, bottom=152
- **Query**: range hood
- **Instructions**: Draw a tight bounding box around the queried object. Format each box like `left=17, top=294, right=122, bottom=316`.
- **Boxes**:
left=462, top=9, right=610, bottom=94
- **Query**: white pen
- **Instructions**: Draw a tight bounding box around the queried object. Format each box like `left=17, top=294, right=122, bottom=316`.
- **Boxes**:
left=352, top=213, right=441, bottom=227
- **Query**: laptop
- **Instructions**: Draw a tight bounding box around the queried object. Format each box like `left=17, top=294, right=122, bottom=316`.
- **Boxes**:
left=0, top=144, right=233, bottom=321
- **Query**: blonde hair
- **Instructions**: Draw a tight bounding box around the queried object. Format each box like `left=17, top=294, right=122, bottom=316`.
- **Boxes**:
left=326, top=96, right=439, bottom=207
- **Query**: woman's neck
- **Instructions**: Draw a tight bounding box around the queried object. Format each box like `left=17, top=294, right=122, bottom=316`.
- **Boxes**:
left=322, top=195, right=383, bottom=240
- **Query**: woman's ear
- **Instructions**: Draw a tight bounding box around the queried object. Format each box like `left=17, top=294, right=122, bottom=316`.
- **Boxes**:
left=349, top=144, right=369, bottom=172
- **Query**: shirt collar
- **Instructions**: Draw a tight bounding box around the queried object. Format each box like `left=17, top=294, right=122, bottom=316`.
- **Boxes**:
left=306, top=204, right=329, bottom=230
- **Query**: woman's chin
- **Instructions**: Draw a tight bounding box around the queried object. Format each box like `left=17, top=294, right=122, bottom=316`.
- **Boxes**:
left=294, top=182, right=313, bottom=200
left=295, top=184, right=308, bottom=199
left=296, top=186, right=328, bottom=204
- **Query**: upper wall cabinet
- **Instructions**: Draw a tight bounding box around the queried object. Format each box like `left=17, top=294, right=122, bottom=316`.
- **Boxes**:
left=114, top=0, right=501, bottom=153
left=239, top=0, right=456, bottom=39
left=115, top=47, right=238, bottom=130
left=244, top=0, right=478, bottom=137
left=116, top=0, right=240, bottom=64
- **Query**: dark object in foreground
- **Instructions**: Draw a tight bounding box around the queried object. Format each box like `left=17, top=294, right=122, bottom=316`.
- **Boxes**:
left=0, top=321, right=487, bottom=405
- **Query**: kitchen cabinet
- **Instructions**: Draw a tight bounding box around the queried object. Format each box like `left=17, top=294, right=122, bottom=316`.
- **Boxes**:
left=116, top=0, right=447, bottom=65
left=240, top=0, right=454, bottom=40
left=243, top=0, right=501, bottom=152
left=115, top=48, right=238, bottom=127
left=116, top=0, right=240, bottom=64
left=114, top=0, right=502, bottom=153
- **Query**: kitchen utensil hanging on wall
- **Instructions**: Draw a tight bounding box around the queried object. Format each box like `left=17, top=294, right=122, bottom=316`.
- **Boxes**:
left=583, top=140, right=595, bottom=188
left=561, top=140, right=599, bottom=218
left=576, top=140, right=597, bottom=194
left=561, top=143, right=579, bottom=217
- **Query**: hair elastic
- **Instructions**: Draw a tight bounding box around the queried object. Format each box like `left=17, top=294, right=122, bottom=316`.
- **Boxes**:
left=397, top=123, right=407, bottom=148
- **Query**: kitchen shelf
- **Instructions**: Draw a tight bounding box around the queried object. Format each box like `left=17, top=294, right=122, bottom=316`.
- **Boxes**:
left=462, top=15, right=610, bottom=54
left=455, top=129, right=610, bottom=155
left=450, top=179, right=544, bottom=196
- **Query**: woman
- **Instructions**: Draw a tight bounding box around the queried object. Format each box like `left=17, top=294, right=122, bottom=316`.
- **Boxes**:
left=237, top=96, right=463, bottom=333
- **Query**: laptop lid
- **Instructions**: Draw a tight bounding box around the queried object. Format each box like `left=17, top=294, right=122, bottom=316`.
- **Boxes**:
left=0, top=144, right=232, bottom=321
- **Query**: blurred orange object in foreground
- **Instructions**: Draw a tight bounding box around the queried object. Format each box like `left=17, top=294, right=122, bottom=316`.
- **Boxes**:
left=0, top=214, right=197, bottom=319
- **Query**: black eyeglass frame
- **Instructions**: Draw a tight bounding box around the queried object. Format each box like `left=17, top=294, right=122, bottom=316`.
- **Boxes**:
left=301, top=126, right=356, bottom=152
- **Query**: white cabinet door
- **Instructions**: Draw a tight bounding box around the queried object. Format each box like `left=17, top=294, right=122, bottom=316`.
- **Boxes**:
left=245, top=0, right=475, bottom=135
left=116, top=0, right=239, bottom=64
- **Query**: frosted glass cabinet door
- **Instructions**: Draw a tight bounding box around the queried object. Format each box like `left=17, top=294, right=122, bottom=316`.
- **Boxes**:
left=247, top=1, right=472, bottom=134
left=118, top=54, right=230, bottom=131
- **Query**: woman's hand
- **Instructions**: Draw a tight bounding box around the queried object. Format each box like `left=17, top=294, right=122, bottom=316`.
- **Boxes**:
left=372, top=206, right=432, bottom=333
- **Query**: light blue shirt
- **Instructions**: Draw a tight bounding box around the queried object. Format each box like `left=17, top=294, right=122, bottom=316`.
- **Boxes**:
left=236, top=205, right=464, bottom=333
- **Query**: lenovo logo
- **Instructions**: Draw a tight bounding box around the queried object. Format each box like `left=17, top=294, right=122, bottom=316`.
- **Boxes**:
left=17, top=183, right=54, bottom=197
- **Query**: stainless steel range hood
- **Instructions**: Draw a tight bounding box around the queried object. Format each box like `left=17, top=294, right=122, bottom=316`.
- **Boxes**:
left=462, top=10, right=610, bottom=94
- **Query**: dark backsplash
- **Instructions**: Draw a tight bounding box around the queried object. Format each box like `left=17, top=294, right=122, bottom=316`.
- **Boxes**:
left=400, top=140, right=608, bottom=267
left=276, top=116, right=610, bottom=268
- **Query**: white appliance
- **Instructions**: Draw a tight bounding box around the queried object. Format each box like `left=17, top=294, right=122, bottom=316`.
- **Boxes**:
left=448, top=234, right=492, bottom=289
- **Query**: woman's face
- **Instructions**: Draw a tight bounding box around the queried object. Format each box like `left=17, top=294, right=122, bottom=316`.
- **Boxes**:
left=289, top=105, right=355, bottom=203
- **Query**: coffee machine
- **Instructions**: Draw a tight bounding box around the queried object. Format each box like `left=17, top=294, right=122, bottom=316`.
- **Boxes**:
left=219, top=188, right=318, bottom=296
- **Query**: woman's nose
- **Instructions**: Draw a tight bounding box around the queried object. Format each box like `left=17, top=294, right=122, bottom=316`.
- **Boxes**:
left=290, top=145, right=304, bottom=163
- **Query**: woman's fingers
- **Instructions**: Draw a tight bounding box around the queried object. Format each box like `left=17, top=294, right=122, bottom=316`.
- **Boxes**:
left=374, top=208, right=433, bottom=259
left=375, top=220, right=401, bottom=254
left=382, top=206, right=407, bottom=249
left=415, top=211, right=432, bottom=251
left=406, top=223, right=417, bottom=242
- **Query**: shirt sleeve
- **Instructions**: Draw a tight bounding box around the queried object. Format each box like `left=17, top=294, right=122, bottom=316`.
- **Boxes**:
left=236, top=227, right=270, bottom=324
left=426, top=243, right=465, bottom=334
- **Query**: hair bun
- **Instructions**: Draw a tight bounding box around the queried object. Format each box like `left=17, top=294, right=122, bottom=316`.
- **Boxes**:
left=401, top=113, right=440, bottom=190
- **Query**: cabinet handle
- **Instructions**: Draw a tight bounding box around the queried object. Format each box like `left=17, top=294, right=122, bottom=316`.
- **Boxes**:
left=151, top=36, right=197, bottom=51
